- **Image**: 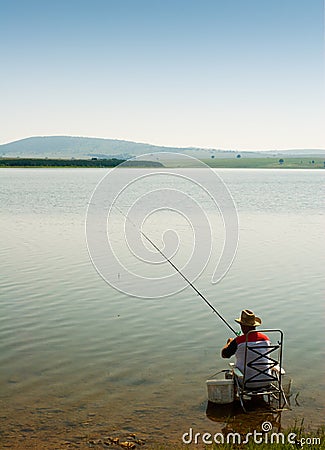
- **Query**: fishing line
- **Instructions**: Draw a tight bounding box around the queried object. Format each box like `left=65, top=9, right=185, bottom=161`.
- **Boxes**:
left=114, top=205, right=238, bottom=336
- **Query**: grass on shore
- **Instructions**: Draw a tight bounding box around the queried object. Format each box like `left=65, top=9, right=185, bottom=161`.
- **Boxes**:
left=202, top=157, right=325, bottom=169
left=0, top=156, right=324, bottom=169
left=206, top=424, right=325, bottom=449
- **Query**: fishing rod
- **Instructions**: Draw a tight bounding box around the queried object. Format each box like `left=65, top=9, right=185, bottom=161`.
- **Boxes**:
left=115, top=205, right=238, bottom=336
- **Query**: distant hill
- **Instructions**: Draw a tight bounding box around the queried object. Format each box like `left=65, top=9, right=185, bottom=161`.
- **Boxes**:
left=0, top=136, right=324, bottom=159
left=0, top=136, right=166, bottom=159
left=270, top=149, right=325, bottom=156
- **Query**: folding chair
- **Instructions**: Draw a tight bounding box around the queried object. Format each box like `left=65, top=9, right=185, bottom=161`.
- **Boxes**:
left=231, top=329, right=290, bottom=413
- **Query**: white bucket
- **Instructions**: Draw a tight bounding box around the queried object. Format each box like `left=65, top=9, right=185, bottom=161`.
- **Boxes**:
left=206, top=379, right=234, bottom=404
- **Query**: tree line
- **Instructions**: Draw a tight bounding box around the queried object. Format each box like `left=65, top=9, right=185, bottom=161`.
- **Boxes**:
left=0, top=158, right=125, bottom=167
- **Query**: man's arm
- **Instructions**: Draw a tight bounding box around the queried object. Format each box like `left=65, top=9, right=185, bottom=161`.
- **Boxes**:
left=221, top=337, right=237, bottom=358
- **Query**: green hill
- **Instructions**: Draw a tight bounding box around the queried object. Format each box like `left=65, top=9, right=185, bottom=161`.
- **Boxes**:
left=0, top=136, right=193, bottom=159
left=0, top=136, right=324, bottom=161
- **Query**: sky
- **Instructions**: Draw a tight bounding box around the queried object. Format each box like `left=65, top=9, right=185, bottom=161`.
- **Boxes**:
left=0, top=0, right=324, bottom=150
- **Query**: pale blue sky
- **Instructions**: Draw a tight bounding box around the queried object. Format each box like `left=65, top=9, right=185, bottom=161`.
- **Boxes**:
left=0, top=0, right=324, bottom=149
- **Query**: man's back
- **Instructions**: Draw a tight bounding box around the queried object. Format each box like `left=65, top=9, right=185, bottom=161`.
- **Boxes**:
left=235, top=331, right=271, bottom=388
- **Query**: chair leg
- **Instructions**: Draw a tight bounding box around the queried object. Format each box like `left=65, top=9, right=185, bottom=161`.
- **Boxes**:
left=234, top=377, right=247, bottom=413
left=238, top=391, right=247, bottom=413
left=279, top=386, right=290, bottom=410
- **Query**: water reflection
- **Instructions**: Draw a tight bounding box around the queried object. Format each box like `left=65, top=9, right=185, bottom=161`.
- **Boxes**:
left=206, top=400, right=283, bottom=433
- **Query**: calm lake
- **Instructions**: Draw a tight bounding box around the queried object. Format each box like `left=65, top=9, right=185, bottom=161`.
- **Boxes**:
left=0, top=168, right=324, bottom=446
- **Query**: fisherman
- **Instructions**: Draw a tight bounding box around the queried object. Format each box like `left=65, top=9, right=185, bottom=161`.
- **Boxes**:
left=221, top=309, right=271, bottom=386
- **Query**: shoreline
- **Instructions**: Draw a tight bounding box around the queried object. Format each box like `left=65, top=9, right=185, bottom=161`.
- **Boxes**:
left=0, top=156, right=324, bottom=169
left=1, top=410, right=323, bottom=449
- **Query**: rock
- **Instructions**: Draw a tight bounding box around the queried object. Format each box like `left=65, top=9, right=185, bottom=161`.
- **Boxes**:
left=120, top=442, right=136, bottom=449
left=88, top=439, right=102, bottom=445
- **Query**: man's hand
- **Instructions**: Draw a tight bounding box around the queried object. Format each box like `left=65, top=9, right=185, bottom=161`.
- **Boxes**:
left=221, top=337, right=237, bottom=359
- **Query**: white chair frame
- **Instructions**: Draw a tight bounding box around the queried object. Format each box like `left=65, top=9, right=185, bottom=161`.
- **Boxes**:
left=231, top=329, right=290, bottom=413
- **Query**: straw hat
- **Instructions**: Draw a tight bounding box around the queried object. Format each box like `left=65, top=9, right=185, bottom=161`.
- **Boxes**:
left=235, top=309, right=262, bottom=327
